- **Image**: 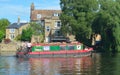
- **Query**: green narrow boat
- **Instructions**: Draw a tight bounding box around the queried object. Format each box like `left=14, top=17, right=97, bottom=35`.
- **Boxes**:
left=16, top=42, right=93, bottom=58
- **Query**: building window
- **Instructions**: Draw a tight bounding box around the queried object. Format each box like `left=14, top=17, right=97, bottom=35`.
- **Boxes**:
left=9, top=34, right=15, bottom=40
left=9, top=29, right=15, bottom=33
left=53, top=13, right=59, bottom=16
left=55, top=30, right=61, bottom=36
left=55, top=21, right=61, bottom=27
left=45, top=36, right=50, bottom=43
left=46, top=26, right=50, bottom=32
left=41, top=21, right=44, bottom=26
left=37, top=14, right=41, bottom=19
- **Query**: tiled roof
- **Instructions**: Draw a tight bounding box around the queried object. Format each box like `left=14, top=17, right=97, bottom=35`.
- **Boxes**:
left=31, top=10, right=61, bottom=21
left=7, top=23, right=28, bottom=29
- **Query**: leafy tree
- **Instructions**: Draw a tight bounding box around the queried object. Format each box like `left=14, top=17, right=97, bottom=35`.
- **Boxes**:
left=15, top=34, right=21, bottom=41
left=0, top=18, right=10, bottom=33
left=20, top=22, right=44, bottom=42
left=60, top=0, right=99, bottom=45
left=0, top=31, right=4, bottom=42
left=92, top=0, right=120, bottom=52
left=0, top=18, right=10, bottom=42
left=21, top=27, right=33, bottom=41
left=60, top=0, right=120, bottom=52
left=29, top=22, right=44, bottom=35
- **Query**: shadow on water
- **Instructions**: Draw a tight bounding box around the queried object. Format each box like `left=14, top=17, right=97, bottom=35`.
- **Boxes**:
left=1, top=52, right=120, bottom=75
left=98, top=52, right=120, bottom=75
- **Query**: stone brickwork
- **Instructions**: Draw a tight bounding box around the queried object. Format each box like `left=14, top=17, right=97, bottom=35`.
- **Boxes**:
left=0, top=42, right=20, bottom=56
left=30, top=3, right=76, bottom=43
left=6, top=23, right=29, bottom=40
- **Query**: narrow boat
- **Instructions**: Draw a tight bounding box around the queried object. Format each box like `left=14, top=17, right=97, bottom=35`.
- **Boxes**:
left=16, top=42, right=93, bottom=58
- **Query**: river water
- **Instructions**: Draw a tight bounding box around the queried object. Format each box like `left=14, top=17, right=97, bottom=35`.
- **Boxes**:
left=0, top=53, right=120, bottom=75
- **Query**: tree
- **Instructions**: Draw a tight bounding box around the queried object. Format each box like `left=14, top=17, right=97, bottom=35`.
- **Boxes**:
left=21, top=27, right=33, bottom=41
left=0, top=18, right=10, bottom=42
left=92, top=0, right=120, bottom=52
left=20, top=22, right=44, bottom=42
left=29, top=22, right=44, bottom=35
left=60, top=0, right=99, bottom=45
left=60, top=0, right=120, bottom=52
left=0, top=31, right=4, bottom=42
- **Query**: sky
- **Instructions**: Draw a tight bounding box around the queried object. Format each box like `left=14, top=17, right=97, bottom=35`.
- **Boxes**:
left=0, top=0, right=61, bottom=23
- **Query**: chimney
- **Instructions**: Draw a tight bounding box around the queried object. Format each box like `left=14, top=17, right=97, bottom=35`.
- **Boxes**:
left=31, top=2, right=35, bottom=11
left=17, top=16, right=20, bottom=25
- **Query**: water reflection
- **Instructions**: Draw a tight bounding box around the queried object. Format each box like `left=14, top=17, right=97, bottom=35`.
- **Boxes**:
left=29, top=56, right=94, bottom=75
left=0, top=53, right=103, bottom=75
left=0, top=56, right=30, bottom=75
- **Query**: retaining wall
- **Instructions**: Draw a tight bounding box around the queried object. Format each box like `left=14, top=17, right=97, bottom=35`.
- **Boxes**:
left=0, top=42, right=20, bottom=56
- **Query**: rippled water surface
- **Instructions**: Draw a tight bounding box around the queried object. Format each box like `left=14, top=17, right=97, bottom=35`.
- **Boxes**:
left=0, top=53, right=120, bottom=75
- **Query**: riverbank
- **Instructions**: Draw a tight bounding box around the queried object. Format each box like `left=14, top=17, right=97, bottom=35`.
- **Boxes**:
left=0, top=42, right=21, bottom=56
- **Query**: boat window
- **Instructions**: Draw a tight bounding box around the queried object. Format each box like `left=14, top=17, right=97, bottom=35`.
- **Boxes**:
left=67, top=45, right=75, bottom=50
left=60, top=46, right=66, bottom=50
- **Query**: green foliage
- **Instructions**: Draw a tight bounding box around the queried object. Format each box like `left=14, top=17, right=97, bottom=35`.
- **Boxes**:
left=29, top=22, right=44, bottom=35
left=39, top=34, right=44, bottom=43
left=20, top=22, right=44, bottom=42
left=92, top=0, right=120, bottom=52
left=60, top=0, right=98, bottom=45
left=60, top=0, right=120, bottom=52
left=0, top=31, right=4, bottom=42
left=0, top=18, right=10, bottom=33
left=0, top=18, right=10, bottom=42
left=15, top=34, right=21, bottom=41
left=21, top=27, right=33, bottom=42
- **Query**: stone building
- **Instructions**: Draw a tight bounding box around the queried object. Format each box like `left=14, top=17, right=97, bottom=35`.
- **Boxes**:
left=6, top=17, right=29, bottom=40
left=30, top=3, right=75, bottom=43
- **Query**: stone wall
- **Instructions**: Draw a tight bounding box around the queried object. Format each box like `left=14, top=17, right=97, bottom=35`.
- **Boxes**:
left=0, top=42, right=20, bottom=56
